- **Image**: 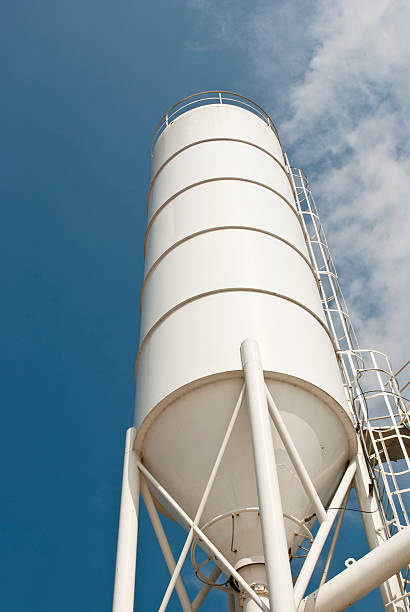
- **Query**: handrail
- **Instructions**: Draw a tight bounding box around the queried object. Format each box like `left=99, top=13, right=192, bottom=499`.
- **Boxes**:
left=150, top=90, right=280, bottom=157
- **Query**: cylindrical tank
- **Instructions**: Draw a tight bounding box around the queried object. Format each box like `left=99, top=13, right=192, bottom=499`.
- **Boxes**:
left=134, top=93, right=356, bottom=571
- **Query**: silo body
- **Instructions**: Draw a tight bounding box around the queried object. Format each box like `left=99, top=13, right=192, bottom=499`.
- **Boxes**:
left=134, top=101, right=356, bottom=567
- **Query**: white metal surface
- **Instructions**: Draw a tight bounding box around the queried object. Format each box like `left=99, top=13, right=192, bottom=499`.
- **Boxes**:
left=157, top=386, right=245, bottom=612
left=134, top=94, right=356, bottom=572
left=243, top=598, right=270, bottom=612
left=150, top=92, right=282, bottom=158
left=137, top=112, right=348, bottom=414
left=241, top=339, right=296, bottom=611
left=112, top=429, right=140, bottom=612
left=265, top=384, right=327, bottom=523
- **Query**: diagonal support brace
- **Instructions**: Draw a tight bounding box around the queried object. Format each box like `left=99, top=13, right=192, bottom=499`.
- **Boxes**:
left=265, top=385, right=327, bottom=523
left=140, top=475, right=193, bottom=612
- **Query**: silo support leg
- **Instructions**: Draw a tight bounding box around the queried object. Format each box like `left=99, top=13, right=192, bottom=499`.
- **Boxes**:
left=241, top=339, right=296, bottom=612
left=113, top=428, right=140, bottom=612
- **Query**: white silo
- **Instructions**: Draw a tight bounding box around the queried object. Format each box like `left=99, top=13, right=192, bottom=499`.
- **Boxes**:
left=134, top=92, right=355, bottom=601
left=112, top=93, right=410, bottom=612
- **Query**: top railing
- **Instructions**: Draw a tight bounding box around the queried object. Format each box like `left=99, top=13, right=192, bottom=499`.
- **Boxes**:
left=150, top=91, right=280, bottom=157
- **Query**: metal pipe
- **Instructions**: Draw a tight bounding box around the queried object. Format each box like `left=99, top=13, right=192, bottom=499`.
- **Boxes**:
left=158, top=386, right=245, bottom=612
left=293, top=460, right=357, bottom=607
left=112, top=428, right=140, bottom=612
left=136, top=460, right=269, bottom=611
left=241, top=339, right=296, bottom=612
left=300, top=526, right=410, bottom=611
left=140, top=476, right=193, bottom=612
left=191, top=566, right=221, bottom=611
left=319, top=487, right=351, bottom=586
left=265, top=384, right=327, bottom=523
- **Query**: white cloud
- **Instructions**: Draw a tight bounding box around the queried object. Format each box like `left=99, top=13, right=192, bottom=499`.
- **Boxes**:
left=186, top=0, right=410, bottom=368
left=281, top=0, right=410, bottom=367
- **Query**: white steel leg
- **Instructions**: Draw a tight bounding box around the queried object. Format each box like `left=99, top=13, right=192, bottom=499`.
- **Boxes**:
left=265, top=385, right=327, bottom=523
left=241, top=339, right=296, bottom=612
left=113, top=428, right=140, bottom=612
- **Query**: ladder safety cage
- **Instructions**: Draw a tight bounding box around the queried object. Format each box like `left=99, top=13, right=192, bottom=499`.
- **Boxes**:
left=289, top=164, right=410, bottom=609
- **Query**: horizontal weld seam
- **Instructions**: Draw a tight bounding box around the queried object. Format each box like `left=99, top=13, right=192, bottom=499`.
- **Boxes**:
left=139, top=226, right=316, bottom=310
left=143, top=177, right=302, bottom=256
left=135, top=288, right=334, bottom=378
left=147, top=137, right=290, bottom=213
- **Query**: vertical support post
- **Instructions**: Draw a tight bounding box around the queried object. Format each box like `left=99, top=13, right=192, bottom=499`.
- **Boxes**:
left=241, top=339, right=296, bottom=612
left=113, top=428, right=140, bottom=612
left=354, top=449, right=408, bottom=612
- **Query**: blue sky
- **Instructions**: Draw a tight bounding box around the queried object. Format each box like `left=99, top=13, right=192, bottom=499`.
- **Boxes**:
left=2, top=1, right=408, bottom=610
